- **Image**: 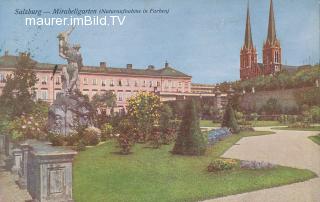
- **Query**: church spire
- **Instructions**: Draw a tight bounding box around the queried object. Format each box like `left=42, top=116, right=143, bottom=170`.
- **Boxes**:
left=244, top=2, right=253, bottom=49
left=267, top=0, right=277, bottom=44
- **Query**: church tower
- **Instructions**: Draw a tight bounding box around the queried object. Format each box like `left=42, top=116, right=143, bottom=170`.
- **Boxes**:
left=263, top=0, right=282, bottom=75
left=240, top=3, right=258, bottom=80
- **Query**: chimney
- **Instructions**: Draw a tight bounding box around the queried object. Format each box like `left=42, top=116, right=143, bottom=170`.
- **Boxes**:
left=126, top=64, right=133, bottom=69
left=4, top=50, right=9, bottom=56
left=165, top=61, right=169, bottom=68
left=147, top=65, right=155, bottom=70
left=100, top=61, right=107, bottom=68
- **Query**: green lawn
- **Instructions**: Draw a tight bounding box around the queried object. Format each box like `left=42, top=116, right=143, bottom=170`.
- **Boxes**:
left=199, top=120, right=220, bottom=127
left=249, top=120, right=285, bottom=127
left=73, top=131, right=316, bottom=202
left=272, top=126, right=320, bottom=131
left=309, top=134, right=320, bottom=145
left=200, top=120, right=284, bottom=128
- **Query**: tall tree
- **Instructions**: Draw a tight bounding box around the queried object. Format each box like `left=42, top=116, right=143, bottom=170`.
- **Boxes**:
left=91, top=91, right=117, bottom=127
left=0, top=53, right=38, bottom=118
left=172, top=98, right=206, bottom=156
left=221, top=102, right=240, bottom=134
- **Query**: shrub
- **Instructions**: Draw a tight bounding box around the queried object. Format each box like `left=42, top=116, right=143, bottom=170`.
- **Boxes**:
left=116, top=118, right=134, bottom=155
left=288, top=122, right=311, bottom=128
left=149, top=126, right=162, bottom=148
left=82, top=127, right=101, bottom=146
left=48, top=132, right=80, bottom=146
left=159, top=104, right=176, bottom=145
left=250, top=113, right=259, bottom=121
left=161, top=127, right=176, bottom=145
left=7, top=113, right=48, bottom=142
left=310, top=106, right=320, bottom=123
left=240, top=160, right=274, bottom=169
left=172, top=99, right=207, bottom=156
left=127, top=92, right=161, bottom=142
left=117, top=133, right=133, bottom=154
left=48, top=133, right=66, bottom=146
left=100, top=123, right=113, bottom=141
left=75, top=141, right=86, bottom=151
left=221, top=103, right=240, bottom=134
left=207, top=158, right=237, bottom=172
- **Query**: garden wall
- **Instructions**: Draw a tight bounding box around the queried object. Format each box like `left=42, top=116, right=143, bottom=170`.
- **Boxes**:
left=239, top=87, right=311, bottom=112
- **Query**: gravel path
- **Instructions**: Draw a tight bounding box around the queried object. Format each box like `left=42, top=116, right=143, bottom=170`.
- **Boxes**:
left=0, top=155, right=32, bottom=202
left=204, top=127, right=320, bottom=202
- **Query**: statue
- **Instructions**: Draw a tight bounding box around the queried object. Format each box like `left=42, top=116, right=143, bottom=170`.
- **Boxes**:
left=57, top=26, right=83, bottom=94
left=48, top=27, right=94, bottom=136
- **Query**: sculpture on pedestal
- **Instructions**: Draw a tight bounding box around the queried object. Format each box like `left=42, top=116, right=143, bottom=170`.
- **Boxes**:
left=48, top=26, right=94, bottom=136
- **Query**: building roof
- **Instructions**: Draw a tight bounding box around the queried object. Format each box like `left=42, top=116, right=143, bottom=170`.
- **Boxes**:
left=267, top=0, right=278, bottom=44
left=0, top=54, right=191, bottom=78
left=244, top=3, right=254, bottom=49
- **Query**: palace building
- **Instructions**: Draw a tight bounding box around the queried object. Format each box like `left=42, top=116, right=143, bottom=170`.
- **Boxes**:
left=0, top=52, right=229, bottom=112
left=240, top=0, right=282, bottom=80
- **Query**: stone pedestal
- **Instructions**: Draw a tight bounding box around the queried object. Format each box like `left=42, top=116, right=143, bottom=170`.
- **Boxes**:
left=4, top=135, right=14, bottom=157
left=18, top=140, right=53, bottom=189
left=11, top=148, right=22, bottom=174
left=18, top=140, right=77, bottom=202
left=28, top=145, right=76, bottom=202
left=0, top=134, right=5, bottom=153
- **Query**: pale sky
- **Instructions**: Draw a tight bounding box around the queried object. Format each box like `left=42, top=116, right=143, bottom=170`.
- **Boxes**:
left=0, top=0, right=319, bottom=83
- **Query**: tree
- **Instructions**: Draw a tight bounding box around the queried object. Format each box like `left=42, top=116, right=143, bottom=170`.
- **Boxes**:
left=0, top=53, right=38, bottom=118
left=91, top=91, right=117, bottom=127
left=91, top=91, right=117, bottom=109
left=221, top=102, right=240, bottom=134
left=127, top=92, right=161, bottom=142
left=159, top=104, right=175, bottom=144
left=172, top=98, right=207, bottom=156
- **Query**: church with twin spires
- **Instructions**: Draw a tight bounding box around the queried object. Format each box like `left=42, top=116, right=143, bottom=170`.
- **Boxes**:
left=240, top=0, right=282, bottom=80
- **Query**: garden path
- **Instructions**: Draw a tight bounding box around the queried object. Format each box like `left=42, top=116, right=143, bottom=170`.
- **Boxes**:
left=204, top=127, right=320, bottom=202
left=0, top=154, right=32, bottom=202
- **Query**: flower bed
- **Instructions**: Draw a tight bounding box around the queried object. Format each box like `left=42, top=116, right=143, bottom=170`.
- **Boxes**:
left=240, top=160, right=275, bottom=169
left=207, top=127, right=232, bottom=145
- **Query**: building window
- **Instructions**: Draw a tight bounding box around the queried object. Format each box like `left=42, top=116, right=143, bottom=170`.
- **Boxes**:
left=41, top=76, right=48, bottom=85
left=179, top=82, right=182, bottom=88
left=118, top=92, right=123, bottom=101
left=101, top=80, right=106, bottom=86
left=83, top=78, right=88, bottom=85
left=157, top=81, right=160, bottom=87
left=92, top=78, right=97, bottom=85
left=40, top=90, right=48, bottom=100
left=118, top=80, right=122, bottom=86
left=82, top=90, right=89, bottom=96
left=54, top=90, right=60, bottom=100
left=0, top=74, right=5, bottom=83
left=55, top=76, right=61, bottom=85
left=110, top=80, right=114, bottom=86
left=143, top=80, right=146, bottom=87
left=149, top=81, right=153, bottom=87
